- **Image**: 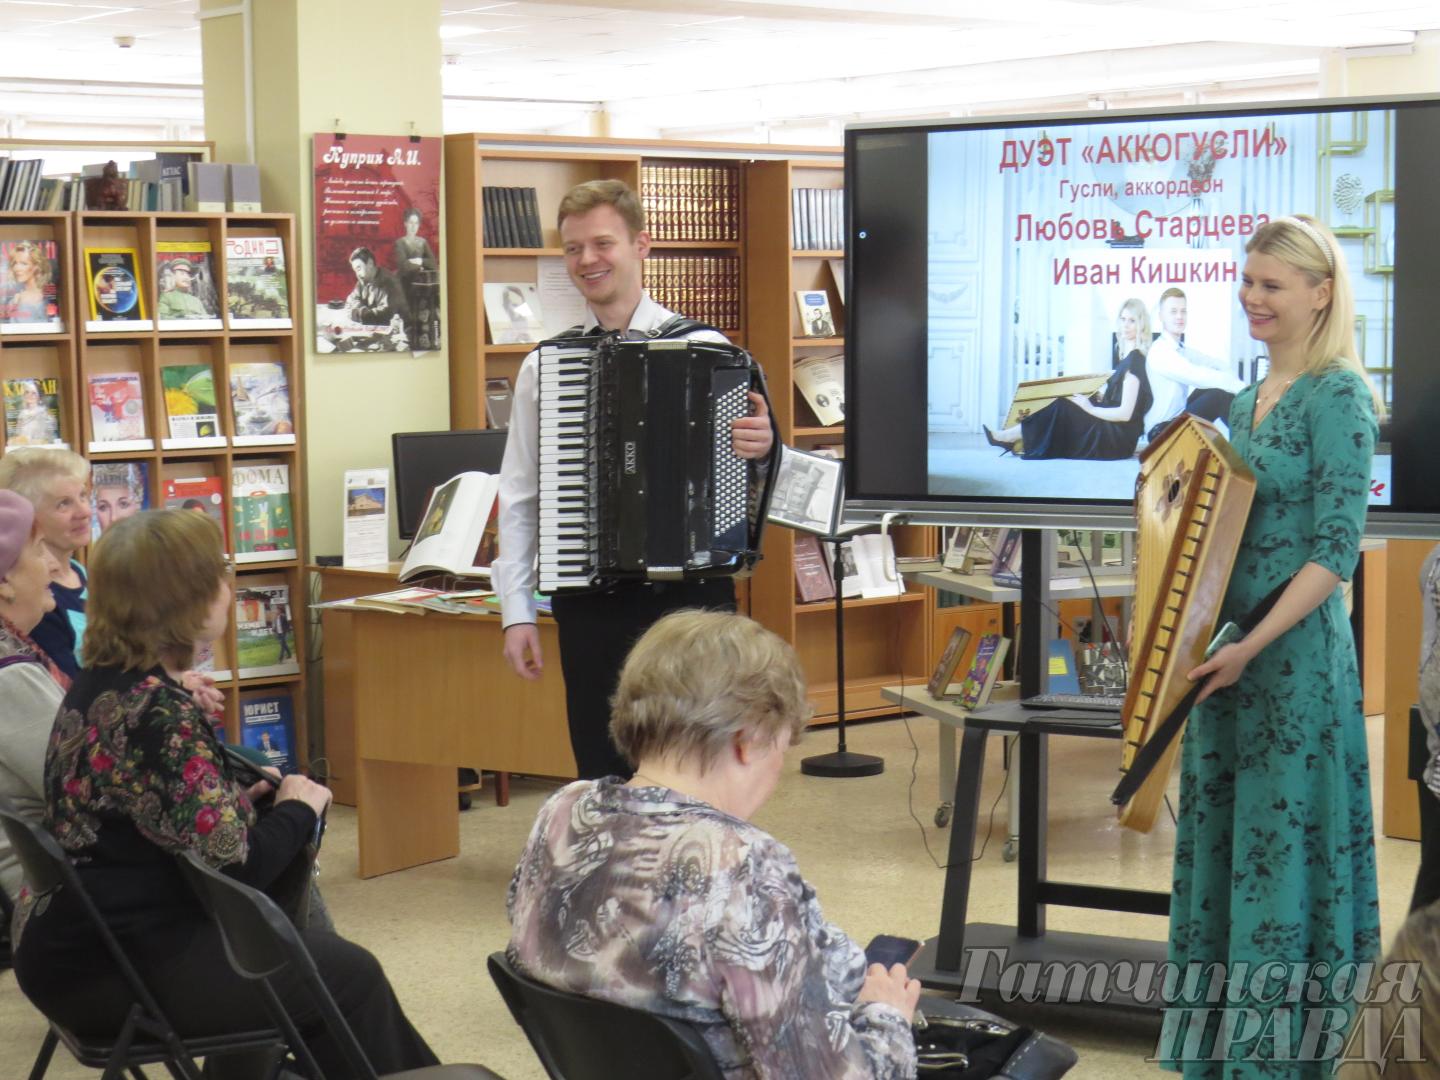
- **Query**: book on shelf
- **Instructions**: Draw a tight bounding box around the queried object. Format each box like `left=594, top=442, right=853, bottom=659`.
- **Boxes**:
left=186, top=162, right=228, bottom=213
left=895, top=554, right=945, bottom=575
left=240, top=692, right=296, bottom=772
left=793, top=533, right=836, bottom=603
left=481, top=186, right=542, bottom=248
left=229, top=361, right=295, bottom=445
left=641, top=163, right=740, bottom=243
left=990, top=528, right=1023, bottom=587
left=644, top=254, right=740, bottom=332
left=399, top=470, right=500, bottom=583
left=227, top=163, right=262, bottom=212
left=232, top=462, right=297, bottom=563
left=485, top=376, right=514, bottom=429
left=155, top=240, right=222, bottom=329
left=792, top=352, right=844, bottom=425
left=795, top=290, right=836, bottom=337
left=0, top=238, right=64, bottom=333
left=87, top=372, right=151, bottom=450
left=959, top=526, right=1002, bottom=574
left=3, top=376, right=63, bottom=447
left=224, top=235, right=291, bottom=329
left=84, top=248, right=151, bottom=330
left=953, top=634, right=1011, bottom=710
left=822, top=538, right=863, bottom=599
left=768, top=445, right=844, bottom=536
left=940, top=526, right=974, bottom=572
left=791, top=188, right=844, bottom=250
left=161, top=364, right=224, bottom=446
left=482, top=282, right=544, bottom=345
left=235, top=581, right=299, bottom=678
left=0, top=159, right=44, bottom=211
left=193, top=634, right=230, bottom=683
left=90, top=462, right=149, bottom=540
left=828, top=258, right=846, bottom=305
left=164, top=474, right=227, bottom=544
left=927, top=625, right=975, bottom=700
left=130, top=160, right=184, bottom=211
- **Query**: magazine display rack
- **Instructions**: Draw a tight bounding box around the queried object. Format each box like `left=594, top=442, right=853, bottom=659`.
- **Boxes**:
left=0, top=209, right=306, bottom=758
left=445, top=137, right=933, bottom=723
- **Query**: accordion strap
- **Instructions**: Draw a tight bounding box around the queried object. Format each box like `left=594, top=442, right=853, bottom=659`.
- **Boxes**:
left=1110, top=572, right=1293, bottom=807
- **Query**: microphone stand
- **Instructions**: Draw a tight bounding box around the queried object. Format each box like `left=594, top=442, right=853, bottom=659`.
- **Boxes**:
left=801, top=535, right=885, bottom=778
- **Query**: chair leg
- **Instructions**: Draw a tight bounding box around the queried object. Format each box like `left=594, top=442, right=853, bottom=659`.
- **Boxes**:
left=28, top=1027, right=59, bottom=1080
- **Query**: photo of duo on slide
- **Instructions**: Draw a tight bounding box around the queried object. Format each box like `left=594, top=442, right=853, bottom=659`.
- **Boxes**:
left=983, top=287, right=1243, bottom=462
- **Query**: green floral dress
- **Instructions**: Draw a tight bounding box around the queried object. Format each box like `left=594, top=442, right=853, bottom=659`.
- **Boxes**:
left=1162, top=368, right=1380, bottom=1077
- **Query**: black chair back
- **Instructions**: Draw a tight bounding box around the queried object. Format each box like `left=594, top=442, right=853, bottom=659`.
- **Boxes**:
left=0, top=797, right=279, bottom=1080
left=487, top=951, right=724, bottom=1080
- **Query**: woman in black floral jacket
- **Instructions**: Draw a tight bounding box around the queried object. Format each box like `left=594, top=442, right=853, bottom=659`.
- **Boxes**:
left=12, top=509, right=437, bottom=1077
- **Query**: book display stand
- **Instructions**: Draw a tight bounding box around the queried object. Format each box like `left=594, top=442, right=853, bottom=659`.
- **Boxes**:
left=800, top=535, right=884, bottom=778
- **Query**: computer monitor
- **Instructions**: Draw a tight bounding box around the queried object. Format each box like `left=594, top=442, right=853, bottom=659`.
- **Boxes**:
left=392, top=429, right=508, bottom=540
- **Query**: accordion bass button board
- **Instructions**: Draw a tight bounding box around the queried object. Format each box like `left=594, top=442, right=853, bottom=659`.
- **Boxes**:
left=537, top=335, right=768, bottom=593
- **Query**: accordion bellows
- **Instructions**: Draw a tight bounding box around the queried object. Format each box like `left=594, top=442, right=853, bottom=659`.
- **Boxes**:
left=1117, top=415, right=1256, bottom=833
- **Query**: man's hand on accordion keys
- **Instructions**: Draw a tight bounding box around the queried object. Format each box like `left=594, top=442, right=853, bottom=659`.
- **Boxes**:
left=730, top=391, right=774, bottom=459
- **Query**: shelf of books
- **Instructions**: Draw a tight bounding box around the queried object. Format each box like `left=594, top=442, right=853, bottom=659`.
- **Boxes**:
left=444, top=134, right=755, bottom=430
left=1, top=208, right=306, bottom=768
left=745, top=157, right=934, bottom=721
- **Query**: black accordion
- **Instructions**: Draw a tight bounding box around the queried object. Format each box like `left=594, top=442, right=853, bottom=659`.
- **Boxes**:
left=537, top=333, right=778, bottom=593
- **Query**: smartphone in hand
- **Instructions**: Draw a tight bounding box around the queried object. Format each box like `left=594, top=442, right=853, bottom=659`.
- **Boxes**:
left=865, top=934, right=922, bottom=968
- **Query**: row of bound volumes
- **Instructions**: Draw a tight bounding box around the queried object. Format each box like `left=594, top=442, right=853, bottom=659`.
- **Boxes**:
left=643, top=254, right=740, bottom=332
left=483, top=187, right=543, bottom=248
left=791, top=187, right=845, bottom=251
left=640, top=163, right=741, bottom=243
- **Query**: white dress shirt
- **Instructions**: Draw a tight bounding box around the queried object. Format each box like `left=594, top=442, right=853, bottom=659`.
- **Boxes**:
left=1142, top=334, right=1245, bottom=435
left=492, top=293, right=728, bottom=627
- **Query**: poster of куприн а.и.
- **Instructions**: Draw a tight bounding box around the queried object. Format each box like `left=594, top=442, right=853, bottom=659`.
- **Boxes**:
left=312, top=133, right=441, bottom=355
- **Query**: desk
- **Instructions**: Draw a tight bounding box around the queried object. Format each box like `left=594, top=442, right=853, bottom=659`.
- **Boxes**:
left=315, top=566, right=575, bottom=877
left=909, top=701, right=1170, bottom=1010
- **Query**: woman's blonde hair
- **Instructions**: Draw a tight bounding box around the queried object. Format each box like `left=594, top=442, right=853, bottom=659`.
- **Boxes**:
left=610, top=610, right=810, bottom=772
left=83, top=509, right=227, bottom=672
left=1116, top=297, right=1152, bottom=358
left=8, top=240, right=52, bottom=287
left=1245, top=214, right=1385, bottom=417
left=0, top=446, right=89, bottom=507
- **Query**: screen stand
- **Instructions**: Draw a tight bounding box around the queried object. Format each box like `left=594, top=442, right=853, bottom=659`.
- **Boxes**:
left=1018, top=529, right=1058, bottom=699
left=801, top=535, right=884, bottom=778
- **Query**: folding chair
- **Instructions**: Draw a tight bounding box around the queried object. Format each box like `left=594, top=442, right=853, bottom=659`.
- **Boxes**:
left=0, top=797, right=284, bottom=1080
left=487, top=951, right=724, bottom=1080
left=176, top=850, right=504, bottom=1079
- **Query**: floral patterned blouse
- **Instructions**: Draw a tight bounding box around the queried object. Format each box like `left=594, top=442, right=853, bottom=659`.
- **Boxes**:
left=15, top=665, right=315, bottom=945
left=508, top=779, right=917, bottom=1080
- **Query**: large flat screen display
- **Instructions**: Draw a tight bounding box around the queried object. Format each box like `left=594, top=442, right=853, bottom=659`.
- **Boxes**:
left=846, top=96, right=1440, bottom=535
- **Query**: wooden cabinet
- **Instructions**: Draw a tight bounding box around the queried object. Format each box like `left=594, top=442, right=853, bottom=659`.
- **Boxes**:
left=0, top=209, right=307, bottom=757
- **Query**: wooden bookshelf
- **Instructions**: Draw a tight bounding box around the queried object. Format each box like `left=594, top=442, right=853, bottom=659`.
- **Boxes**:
left=0, top=209, right=307, bottom=760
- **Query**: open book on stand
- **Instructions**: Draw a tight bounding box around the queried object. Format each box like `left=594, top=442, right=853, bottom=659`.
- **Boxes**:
left=399, top=471, right=500, bottom=582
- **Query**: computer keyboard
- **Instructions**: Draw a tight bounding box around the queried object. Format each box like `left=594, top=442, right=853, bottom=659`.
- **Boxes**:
left=1020, top=692, right=1125, bottom=713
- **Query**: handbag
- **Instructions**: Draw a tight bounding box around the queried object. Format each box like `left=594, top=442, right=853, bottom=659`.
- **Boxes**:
left=220, top=744, right=321, bottom=929
left=913, top=1001, right=1077, bottom=1079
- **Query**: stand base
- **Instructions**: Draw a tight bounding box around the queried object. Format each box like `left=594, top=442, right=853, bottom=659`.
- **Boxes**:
left=909, top=924, right=1168, bottom=1012
left=800, top=751, right=884, bottom=777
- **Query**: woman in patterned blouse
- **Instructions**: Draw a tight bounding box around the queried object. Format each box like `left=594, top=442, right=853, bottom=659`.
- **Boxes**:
left=12, top=509, right=439, bottom=1077
left=508, top=609, right=921, bottom=1079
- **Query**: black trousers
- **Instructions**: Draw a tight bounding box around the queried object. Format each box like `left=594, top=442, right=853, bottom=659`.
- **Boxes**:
left=15, top=889, right=437, bottom=1078
left=1412, top=779, right=1440, bottom=912
left=1146, top=388, right=1237, bottom=443
left=551, top=578, right=737, bottom=780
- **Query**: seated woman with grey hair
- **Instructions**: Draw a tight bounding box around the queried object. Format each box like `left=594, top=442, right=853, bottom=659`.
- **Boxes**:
left=507, top=609, right=921, bottom=1077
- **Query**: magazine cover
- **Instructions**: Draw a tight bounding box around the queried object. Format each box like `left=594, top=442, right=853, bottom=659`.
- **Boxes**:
left=312, top=133, right=442, bottom=354
left=90, top=461, right=148, bottom=540
left=231, top=462, right=296, bottom=562
left=240, top=692, right=296, bottom=770
left=795, top=290, right=836, bottom=337
left=84, top=248, right=149, bottom=327
left=160, top=364, right=221, bottom=441
left=224, top=235, right=291, bottom=329
left=87, top=372, right=148, bottom=444
left=229, top=361, right=294, bottom=444
left=235, top=583, right=299, bottom=677
left=482, top=282, right=544, bottom=344
left=164, top=474, right=227, bottom=544
left=155, top=240, right=222, bottom=328
left=3, top=376, right=62, bottom=446
left=0, top=238, right=64, bottom=333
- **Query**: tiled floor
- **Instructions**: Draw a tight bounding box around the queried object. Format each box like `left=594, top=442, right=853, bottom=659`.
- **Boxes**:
left=0, top=712, right=1416, bottom=1079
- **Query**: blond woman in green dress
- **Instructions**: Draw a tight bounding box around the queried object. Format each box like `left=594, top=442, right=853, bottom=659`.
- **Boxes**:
left=1161, top=214, right=1383, bottom=1077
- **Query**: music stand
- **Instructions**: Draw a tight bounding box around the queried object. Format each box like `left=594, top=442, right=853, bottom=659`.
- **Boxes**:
left=800, top=534, right=884, bottom=778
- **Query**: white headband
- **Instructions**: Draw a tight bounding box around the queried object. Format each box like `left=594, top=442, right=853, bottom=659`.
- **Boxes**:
left=1277, top=215, right=1335, bottom=274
